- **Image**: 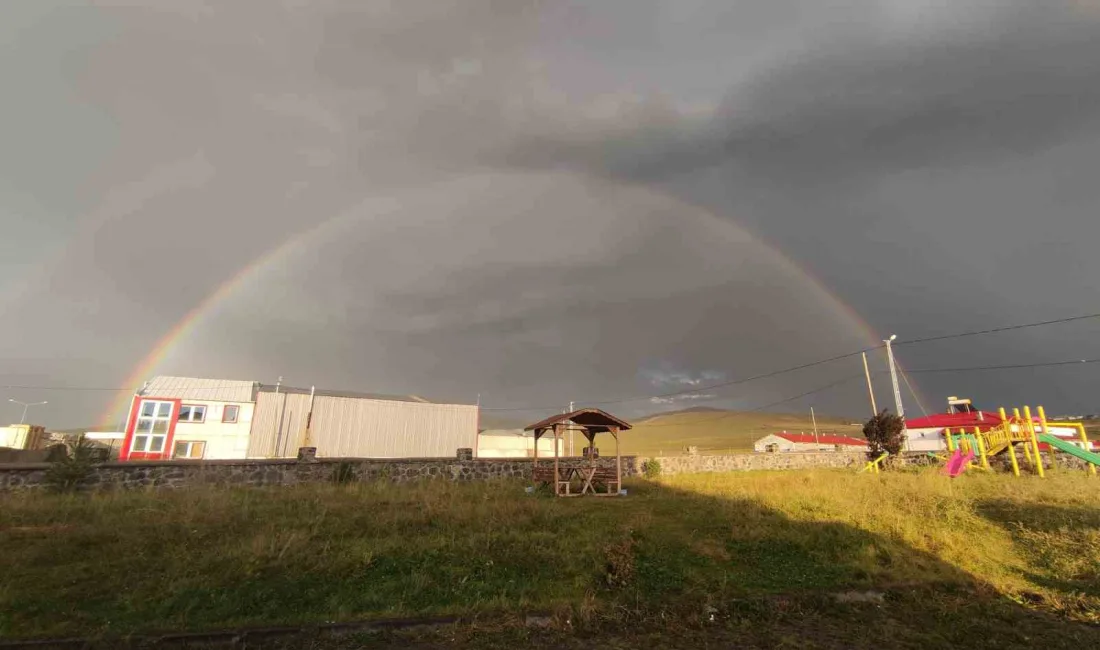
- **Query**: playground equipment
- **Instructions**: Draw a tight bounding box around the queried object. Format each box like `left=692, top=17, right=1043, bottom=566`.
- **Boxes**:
left=943, top=405, right=1097, bottom=478
left=861, top=452, right=889, bottom=474
left=942, top=449, right=975, bottom=478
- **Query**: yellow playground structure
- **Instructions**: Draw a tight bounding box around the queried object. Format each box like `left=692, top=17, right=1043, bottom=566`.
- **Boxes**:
left=943, top=406, right=1098, bottom=478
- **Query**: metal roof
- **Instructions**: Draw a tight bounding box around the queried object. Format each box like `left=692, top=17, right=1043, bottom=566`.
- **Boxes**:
left=255, top=384, right=431, bottom=404
left=141, top=376, right=258, bottom=403
left=524, top=408, right=632, bottom=433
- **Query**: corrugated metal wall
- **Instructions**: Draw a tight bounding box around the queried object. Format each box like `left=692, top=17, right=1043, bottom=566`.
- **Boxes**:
left=247, top=392, right=478, bottom=458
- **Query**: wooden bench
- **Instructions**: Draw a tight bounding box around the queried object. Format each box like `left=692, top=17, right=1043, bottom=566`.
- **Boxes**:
left=532, top=467, right=557, bottom=485
left=583, top=468, right=621, bottom=495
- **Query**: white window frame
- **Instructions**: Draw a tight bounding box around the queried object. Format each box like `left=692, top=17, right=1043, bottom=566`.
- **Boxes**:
left=131, top=400, right=175, bottom=454
left=178, top=404, right=207, bottom=423
left=222, top=404, right=240, bottom=424
left=173, top=440, right=206, bottom=459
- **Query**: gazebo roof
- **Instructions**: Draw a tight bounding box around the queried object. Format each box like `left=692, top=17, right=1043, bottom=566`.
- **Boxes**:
left=524, top=408, right=633, bottom=433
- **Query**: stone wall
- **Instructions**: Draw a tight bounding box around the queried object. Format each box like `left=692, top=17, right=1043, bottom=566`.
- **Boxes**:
left=0, top=454, right=638, bottom=492
left=650, top=451, right=868, bottom=475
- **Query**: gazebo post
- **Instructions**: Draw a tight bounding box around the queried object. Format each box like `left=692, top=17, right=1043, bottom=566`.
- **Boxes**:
left=613, top=426, right=621, bottom=495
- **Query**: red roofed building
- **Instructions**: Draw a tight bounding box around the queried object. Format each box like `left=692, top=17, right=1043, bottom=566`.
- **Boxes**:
left=754, top=431, right=868, bottom=453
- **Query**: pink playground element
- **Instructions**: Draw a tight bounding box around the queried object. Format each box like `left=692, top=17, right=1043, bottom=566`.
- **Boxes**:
left=942, top=450, right=975, bottom=478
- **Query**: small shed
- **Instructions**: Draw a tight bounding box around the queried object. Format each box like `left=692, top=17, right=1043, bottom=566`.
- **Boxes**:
left=524, top=408, right=632, bottom=497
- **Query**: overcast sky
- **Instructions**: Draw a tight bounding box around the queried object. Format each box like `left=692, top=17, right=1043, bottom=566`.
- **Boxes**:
left=3, top=0, right=1100, bottom=429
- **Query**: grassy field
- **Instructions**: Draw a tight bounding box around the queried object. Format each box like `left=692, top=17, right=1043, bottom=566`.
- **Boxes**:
left=2, top=470, right=1099, bottom=647
left=591, top=408, right=858, bottom=456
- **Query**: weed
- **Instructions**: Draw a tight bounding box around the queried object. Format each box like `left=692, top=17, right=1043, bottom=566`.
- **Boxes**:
left=332, top=461, right=358, bottom=485
left=603, top=534, right=636, bottom=590
left=641, top=458, right=662, bottom=479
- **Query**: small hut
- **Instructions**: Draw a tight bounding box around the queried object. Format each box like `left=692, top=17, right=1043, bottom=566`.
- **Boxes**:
left=524, top=408, right=632, bottom=497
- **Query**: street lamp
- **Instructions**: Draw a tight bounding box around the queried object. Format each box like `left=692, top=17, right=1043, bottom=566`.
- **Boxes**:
left=9, top=399, right=47, bottom=425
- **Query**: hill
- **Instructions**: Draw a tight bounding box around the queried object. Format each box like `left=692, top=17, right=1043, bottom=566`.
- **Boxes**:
left=591, top=409, right=861, bottom=457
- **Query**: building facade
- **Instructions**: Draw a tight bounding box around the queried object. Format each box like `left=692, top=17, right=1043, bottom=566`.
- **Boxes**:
left=119, top=376, right=477, bottom=461
left=120, top=377, right=256, bottom=461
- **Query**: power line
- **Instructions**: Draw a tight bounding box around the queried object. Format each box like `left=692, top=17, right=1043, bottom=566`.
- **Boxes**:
left=895, top=312, right=1100, bottom=347
left=481, top=347, right=881, bottom=411
left=638, top=375, right=864, bottom=427
left=897, top=358, right=1100, bottom=373
left=486, top=312, right=1100, bottom=411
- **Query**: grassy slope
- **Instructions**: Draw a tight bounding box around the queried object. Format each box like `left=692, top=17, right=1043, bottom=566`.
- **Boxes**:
left=591, top=409, right=859, bottom=457
left=2, top=470, right=1099, bottom=644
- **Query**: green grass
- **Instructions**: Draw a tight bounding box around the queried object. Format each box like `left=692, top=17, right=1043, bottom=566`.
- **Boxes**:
left=595, top=409, right=858, bottom=456
left=1, top=470, right=1099, bottom=646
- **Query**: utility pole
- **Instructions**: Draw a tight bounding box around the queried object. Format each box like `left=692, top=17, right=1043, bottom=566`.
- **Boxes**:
left=862, top=352, right=878, bottom=416
left=883, top=335, right=910, bottom=451
left=270, top=376, right=283, bottom=457
left=811, top=406, right=819, bottom=445
left=568, top=401, right=574, bottom=456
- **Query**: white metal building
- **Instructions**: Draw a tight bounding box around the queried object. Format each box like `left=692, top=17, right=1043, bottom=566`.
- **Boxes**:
left=476, top=429, right=564, bottom=458
left=247, top=385, right=478, bottom=458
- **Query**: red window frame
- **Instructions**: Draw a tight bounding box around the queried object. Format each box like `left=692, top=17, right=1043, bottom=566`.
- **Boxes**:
left=222, top=404, right=240, bottom=424
left=121, top=397, right=182, bottom=461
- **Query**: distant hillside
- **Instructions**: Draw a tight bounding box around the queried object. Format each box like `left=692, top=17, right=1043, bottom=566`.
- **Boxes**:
left=589, top=409, right=862, bottom=457
left=635, top=406, right=727, bottom=421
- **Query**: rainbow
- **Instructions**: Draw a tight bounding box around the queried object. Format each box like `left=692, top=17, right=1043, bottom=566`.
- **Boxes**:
left=99, top=174, right=920, bottom=427
left=96, top=193, right=394, bottom=428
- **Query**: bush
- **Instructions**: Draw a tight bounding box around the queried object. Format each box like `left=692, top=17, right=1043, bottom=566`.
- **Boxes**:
left=642, top=458, right=662, bottom=479
left=863, top=410, right=906, bottom=460
left=45, top=435, right=98, bottom=493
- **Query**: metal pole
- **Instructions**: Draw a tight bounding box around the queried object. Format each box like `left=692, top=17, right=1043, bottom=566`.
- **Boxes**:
left=883, top=336, right=909, bottom=451
left=270, top=376, right=283, bottom=457
left=303, top=385, right=316, bottom=448
left=568, top=401, right=574, bottom=456
left=811, top=407, right=819, bottom=446
left=862, top=352, right=878, bottom=416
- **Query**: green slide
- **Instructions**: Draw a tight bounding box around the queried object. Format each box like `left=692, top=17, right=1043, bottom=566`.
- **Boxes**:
left=1038, top=434, right=1100, bottom=466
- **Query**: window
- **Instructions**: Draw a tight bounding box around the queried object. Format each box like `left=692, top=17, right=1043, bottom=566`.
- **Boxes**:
left=222, top=404, right=240, bottom=424
left=178, top=405, right=207, bottom=423
left=173, top=440, right=206, bottom=459
left=132, top=400, right=174, bottom=454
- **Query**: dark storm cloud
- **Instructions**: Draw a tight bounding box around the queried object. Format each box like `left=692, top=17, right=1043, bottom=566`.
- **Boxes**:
left=505, top=3, right=1100, bottom=183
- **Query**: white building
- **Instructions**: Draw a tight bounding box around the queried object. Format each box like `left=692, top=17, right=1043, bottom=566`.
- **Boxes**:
left=754, top=432, right=868, bottom=453
left=476, top=429, right=564, bottom=458
left=121, top=377, right=257, bottom=460
left=119, top=376, right=477, bottom=461
left=0, top=424, right=47, bottom=450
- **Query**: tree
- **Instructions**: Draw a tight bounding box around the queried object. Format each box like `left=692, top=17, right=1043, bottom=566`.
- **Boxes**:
left=863, top=409, right=905, bottom=459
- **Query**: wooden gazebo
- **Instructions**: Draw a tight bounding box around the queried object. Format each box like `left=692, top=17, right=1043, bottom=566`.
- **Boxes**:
left=525, top=408, right=632, bottom=497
